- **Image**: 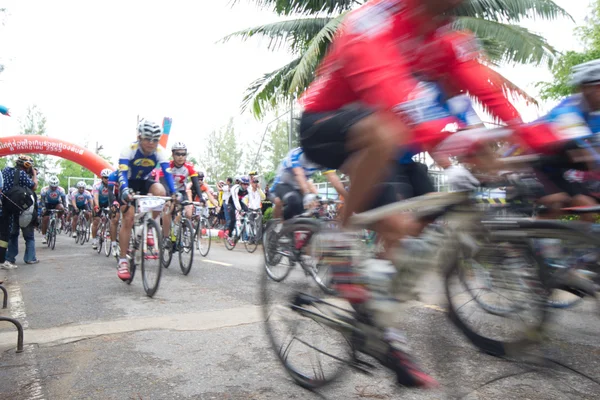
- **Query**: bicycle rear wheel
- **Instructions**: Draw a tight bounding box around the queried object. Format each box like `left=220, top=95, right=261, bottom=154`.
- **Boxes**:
left=178, top=219, right=194, bottom=275
left=195, top=218, right=211, bottom=257
left=141, top=219, right=163, bottom=297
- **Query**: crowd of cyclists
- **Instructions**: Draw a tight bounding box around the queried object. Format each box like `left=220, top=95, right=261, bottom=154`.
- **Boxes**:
left=4, top=0, right=600, bottom=392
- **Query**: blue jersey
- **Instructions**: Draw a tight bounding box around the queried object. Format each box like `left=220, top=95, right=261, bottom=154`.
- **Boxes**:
left=40, top=186, right=66, bottom=205
left=72, top=190, right=93, bottom=208
left=543, top=94, right=599, bottom=140
left=272, top=148, right=322, bottom=192
left=397, top=82, right=481, bottom=164
left=118, top=142, right=176, bottom=193
left=92, top=181, right=110, bottom=205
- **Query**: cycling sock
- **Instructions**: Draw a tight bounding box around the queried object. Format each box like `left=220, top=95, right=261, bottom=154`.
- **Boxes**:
left=119, top=258, right=128, bottom=264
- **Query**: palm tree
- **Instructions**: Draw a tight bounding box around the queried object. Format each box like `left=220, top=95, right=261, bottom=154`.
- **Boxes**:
left=224, top=0, right=571, bottom=118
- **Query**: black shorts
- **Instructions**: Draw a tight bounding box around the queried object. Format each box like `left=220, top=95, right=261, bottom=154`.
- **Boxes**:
left=128, top=179, right=156, bottom=196
left=367, top=162, right=434, bottom=210
left=274, top=183, right=303, bottom=220
left=43, top=203, right=63, bottom=216
left=534, top=166, right=591, bottom=197
left=300, top=105, right=373, bottom=170
left=179, top=190, right=189, bottom=202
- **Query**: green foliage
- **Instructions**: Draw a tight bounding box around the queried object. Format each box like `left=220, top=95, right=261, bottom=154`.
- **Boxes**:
left=538, top=1, right=600, bottom=100
left=262, top=206, right=274, bottom=223
left=263, top=118, right=291, bottom=171
left=198, top=118, right=244, bottom=183
left=57, top=158, right=94, bottom=190
left=227, top=0, right=569, bottom=118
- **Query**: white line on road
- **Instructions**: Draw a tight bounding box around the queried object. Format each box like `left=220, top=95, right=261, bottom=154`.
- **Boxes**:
left=0, top=305, right=262, bottom=348
left=201, top=259, right=232, bottom=266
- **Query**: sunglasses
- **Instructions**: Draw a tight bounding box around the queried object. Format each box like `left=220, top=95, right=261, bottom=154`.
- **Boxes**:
left=198, top=176, right=204, bottom=180
left=142, top=138, right=160, bottom=143
left=174, top=152, right=187, bottom=156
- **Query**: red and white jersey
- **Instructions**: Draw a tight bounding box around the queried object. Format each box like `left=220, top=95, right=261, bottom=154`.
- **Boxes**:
left=159, top=161, right=198, bottom=191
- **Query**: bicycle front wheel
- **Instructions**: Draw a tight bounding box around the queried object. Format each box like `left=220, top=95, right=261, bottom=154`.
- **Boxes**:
left=141, top=219, right=163, bottom=297
left=49, top=221, right=57, bottom=250
left=104, top=222, right=112, bottom=257
left=96, top=222, right=104, bottom=254
left=244, top=221, right=259, bottom=254
left=84, top=217, right=91, bottom=243
left=178, top=219, right=194, bottom=275
left=195, top=218, right=211, bottom=257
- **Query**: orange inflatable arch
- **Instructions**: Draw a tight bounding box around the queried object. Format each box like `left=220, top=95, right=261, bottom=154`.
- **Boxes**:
left=0, top=135, right=112, bottom=176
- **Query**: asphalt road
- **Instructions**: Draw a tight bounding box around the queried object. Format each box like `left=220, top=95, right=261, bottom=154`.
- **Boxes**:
left=0, top=230, right=599, bottom=400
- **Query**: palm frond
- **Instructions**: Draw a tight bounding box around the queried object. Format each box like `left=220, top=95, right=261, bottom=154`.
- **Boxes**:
left=455, top=17, right=557, bottom=66
left=451, top=0, right=572, bottom=22
left=219, top=17, right=335, bottom=53
left=230, top=0, right=358, bottom=16
left=241, top=57, right=302, bottom=118
left=289, top=12, right=346, bottom=92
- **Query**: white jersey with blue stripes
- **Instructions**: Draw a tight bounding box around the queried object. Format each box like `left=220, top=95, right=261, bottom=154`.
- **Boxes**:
left=272, top=148, right=322, bottom=191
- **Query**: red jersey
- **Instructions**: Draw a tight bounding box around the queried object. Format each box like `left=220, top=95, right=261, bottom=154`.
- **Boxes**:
left=158, top=161, right=198, bottom=191
left=300, top=0, right=522, bottom=150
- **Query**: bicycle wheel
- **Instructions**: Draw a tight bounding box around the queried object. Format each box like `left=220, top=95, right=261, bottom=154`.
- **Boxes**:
left=263, top=220, right=290, bottom=281
left=141, top=219, right=163, bottom=297
left=223, top=230, right=237, bottom=250
left=46, top=221, right=52, bottom=248
left=178, top=219, right=194, bottom=275
left=96, top=221, right=104, bottom=254
left=195, top=218, right=211, bottom=257
left=49, top=220, right=57, bottom=250
left=244, top=221, right=259, bottom=253
left=104, top=222, right=112, bottom=257
left=84, top=218, right=91, bottom=243
left=445, top=236, right=549, bottom=358
left=261, top=250, right=351, bottom=389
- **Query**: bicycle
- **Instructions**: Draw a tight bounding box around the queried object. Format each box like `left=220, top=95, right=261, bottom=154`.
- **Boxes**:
left=95, top=207, right=112, bottom=256
left=46, top=209, right=60, bottom=250
left=75, top=210, right=90, bottom=245
left=224, top=210, right=261, bottom=253
left=261, top=191, right=551, bottom=388
left=121, top=195, right=171, bottom=297
left=192, top=202, right=212, bottom=257
left=161, top=200, right=195, bottom=275
left=262, top=199, right=341, bottom=294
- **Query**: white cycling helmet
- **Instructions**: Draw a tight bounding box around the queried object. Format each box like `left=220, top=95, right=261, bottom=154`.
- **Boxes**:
left=171, top=142, right=187, bottom=152
left=100, top=168, right=112, bottom=178
left=137, top=120, right=162, bottom=139
left=570, top=59, right=600, bottom=86
left=48, top=176, right=60, bottom=187
left=76, top=181, right=86, bottom=189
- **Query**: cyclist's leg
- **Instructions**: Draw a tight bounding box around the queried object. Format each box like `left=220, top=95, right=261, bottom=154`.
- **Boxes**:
left=41, top=205, right=53, bottom=235
left=119, top=204, right=134, bottom=258
left=301, top=105, right=403, bottom=226
left=272, top=197, right=283, bottom=219
left=148, top=181, right=169, bottom=238
left=227, top=202, right=236, bottom=237
left=72, top=209, right=79, bottom=233
left=92, top=212, right=100, bottom=239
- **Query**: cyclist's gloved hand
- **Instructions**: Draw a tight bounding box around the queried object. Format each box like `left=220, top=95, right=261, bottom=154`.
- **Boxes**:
left=445, top=165, right=480, bottom=191
left=94, top=205, right=100, bottom=213
left=121, top=188, right=133, bottom=203
left=173, top=192, right=183, bottom=203
left=303, top=193, right=317, bottom=209
left=112, top=201, right=120, bottom=209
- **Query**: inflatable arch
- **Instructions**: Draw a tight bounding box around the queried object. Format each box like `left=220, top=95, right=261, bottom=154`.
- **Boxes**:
left=0, top=135, right=112, bottom=176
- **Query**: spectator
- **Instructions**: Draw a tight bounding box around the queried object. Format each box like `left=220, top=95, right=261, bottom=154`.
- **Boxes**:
left=1, top=155, right=38, bottom=270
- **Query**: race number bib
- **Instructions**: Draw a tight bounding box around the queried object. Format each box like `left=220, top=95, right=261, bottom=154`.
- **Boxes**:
left=138, top=197, right=166, bottom=212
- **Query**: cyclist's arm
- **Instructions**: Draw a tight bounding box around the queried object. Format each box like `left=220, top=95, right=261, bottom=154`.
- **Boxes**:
left=190, top=175, right=204, bottom=202
left=231, top=186, right=243, bottom=211
left=159, top=162, right=176, bottom=195
left=118, top=148, right=132, bottom=191
left=292, top=167, right=317, bottom=195
left=204, top=189, right=219, bottom=210
left=40, top=189, right=47, bottom=208
left=323, top=170, right=348, bottom=198
left=60, top=190, right=67, bottom=208
left=92, top=187, right=100, bottom=208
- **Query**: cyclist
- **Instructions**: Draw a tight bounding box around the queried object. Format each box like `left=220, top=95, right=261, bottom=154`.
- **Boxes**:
left=117, top=120, right=179, bottom=281
left=297, top=0, right=530, bottom=387
left=71, top=181, right=93, bottom=238
left=91, top=168, right=113, bottom=250
left=158, top=143, right=218, bottom=221
left=270, top=147, right=344, bottom=221
left=225, top=176, right=251, bottom=245
left=529, top=59, right=600, bottom=222
left=40, top=176, right=67, bottom=244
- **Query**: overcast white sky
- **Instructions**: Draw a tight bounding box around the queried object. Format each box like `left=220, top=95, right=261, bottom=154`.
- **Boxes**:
left=0, top=0, right=591, bottom=168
